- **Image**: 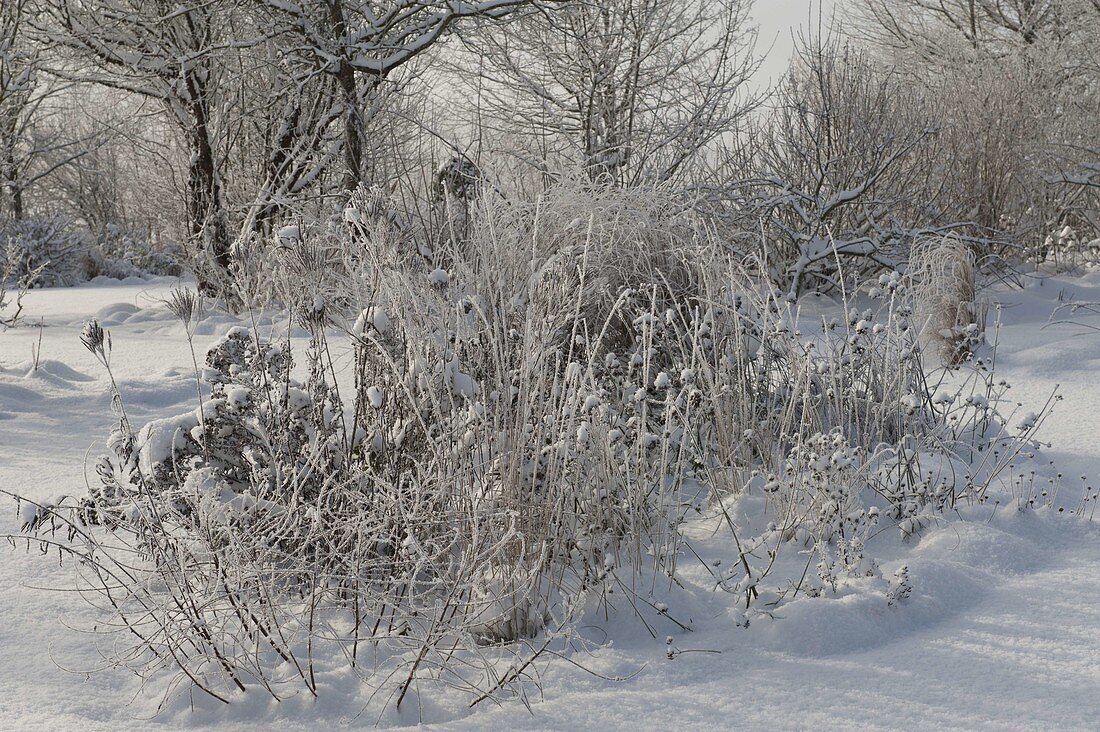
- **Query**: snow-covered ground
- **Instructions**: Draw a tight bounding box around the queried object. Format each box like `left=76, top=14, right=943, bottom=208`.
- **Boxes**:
left=2, top=274, right=1099, bottom=730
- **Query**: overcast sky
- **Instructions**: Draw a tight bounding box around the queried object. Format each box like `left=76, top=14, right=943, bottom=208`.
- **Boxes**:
left=751, top=0, right=837, bottom=87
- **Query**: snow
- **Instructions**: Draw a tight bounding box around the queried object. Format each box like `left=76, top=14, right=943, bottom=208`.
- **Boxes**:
left=353, top=306, right=391, bottom=336
left=428, top=267, right=450, bottom=286
left=276, top=225, right=301, bottom=242
left=444, top=355, right=478, bottom=399
left=135, top=409, right=201, bottom=477
left=2, top=274, right=1100, bottom=729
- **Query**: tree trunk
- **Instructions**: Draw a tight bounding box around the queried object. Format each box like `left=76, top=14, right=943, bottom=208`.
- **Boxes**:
left=184, top=72, right=231, bottom=292
left=250, top=104, right=302, bottom=237
left=338, top=62, right=364, bottom=192
left=325, top=0, right=365, bottom=192
left=2, top=140, right=23, bottom=220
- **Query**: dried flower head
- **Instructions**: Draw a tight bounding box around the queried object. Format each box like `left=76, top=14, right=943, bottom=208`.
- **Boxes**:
left=164, top=288, right=205, bottom=335
left=80, top=319, right=106, bottom=357
left=296, top=293, right=328, bottom=329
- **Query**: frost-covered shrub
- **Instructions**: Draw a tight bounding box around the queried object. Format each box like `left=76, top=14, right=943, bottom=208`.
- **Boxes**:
left=683, top=259, right=1049, bottom=620
left=0, top=217, right=182, bottom=288
left=770, top=430, right=869, bottom=543
left=886, top=565, right=912, bottom=606
left=8, top=185, right=1057, bottom=715
left=9, top=189, right=714, bottom=708
left=1, top=236, right=43, bottom=326
left=0, top=215, right=87, bottom=286
left=1037, top=224, right=1100, bottom=271
left=85, top=225, right=183, bottom=279
left=91, top=326, right=338, bottom=512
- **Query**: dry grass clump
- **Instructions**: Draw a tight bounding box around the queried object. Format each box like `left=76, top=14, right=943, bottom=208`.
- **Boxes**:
left=4, top=185, right=1049, bottom=718
left=908, top=236, right=985, bottom=365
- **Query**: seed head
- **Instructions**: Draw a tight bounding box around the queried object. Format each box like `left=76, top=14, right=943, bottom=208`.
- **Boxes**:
left=164, top=288, right=204, bottom=333
left=80, top=319, right=106, bottom=356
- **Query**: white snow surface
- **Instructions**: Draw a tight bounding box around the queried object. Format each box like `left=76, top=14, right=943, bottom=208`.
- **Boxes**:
left=2, top=274, right=1100, bottom=729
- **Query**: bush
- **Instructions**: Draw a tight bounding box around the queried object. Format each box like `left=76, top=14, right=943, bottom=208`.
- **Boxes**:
left=84, top=224, right=184, bottom=279
left=0, top=236, right=43, bottom=326
left=0, top=216, right=87, bottom=287
left=0, top=217, right=183, bottom=287
left=8, top=186, right=1053, bottom=715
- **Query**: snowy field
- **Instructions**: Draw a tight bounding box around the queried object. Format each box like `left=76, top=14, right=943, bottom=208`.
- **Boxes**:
left=2, top=274, right=1100, bottom=730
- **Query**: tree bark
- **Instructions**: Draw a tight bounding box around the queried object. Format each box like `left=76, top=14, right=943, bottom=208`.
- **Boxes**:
left=337, top=62, right=365, bottom=192
left=2, top=148, right=22, bottom=220
left=184, top=71, right=231, bottom=291
left=1, top=124, right=23, bottom=219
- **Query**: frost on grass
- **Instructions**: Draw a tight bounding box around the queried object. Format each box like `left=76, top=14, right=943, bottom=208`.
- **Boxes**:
left=4, top=189, right=1069, bottom=719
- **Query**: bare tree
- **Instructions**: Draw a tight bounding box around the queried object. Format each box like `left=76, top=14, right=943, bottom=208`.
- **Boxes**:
left=0, top=1, right=35, bottom=220
left=1, top=0, right=92, bottom=221
left=848, top=0, right=1100, bottom=256
left=249, top=0, right=554, bottom=193
left=848, top=0, right=1100, bottom=57
left=227, top=36, right=424, bottom=240
left=462, top=0, right=759, bottom=187
left=37, top=0, right=237, bottom=289
left=708, top=31, right=977, bottom=293
left=223, top=37, right=345, bottom=239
